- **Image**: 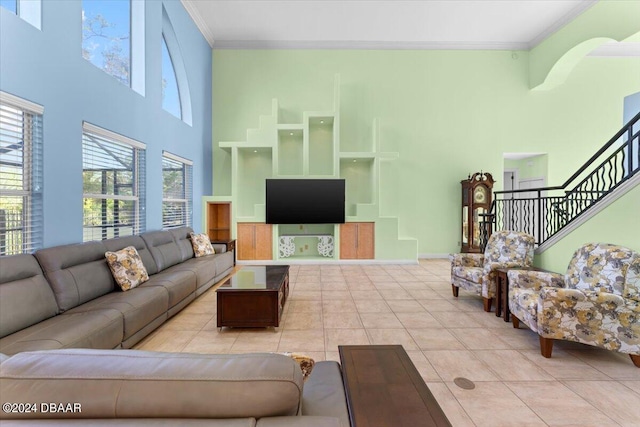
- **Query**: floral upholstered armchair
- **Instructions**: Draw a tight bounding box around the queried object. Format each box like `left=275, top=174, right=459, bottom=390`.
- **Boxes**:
left=508, top=243, right=640, bottom=367
left=450, top=231, right=535, bottom=312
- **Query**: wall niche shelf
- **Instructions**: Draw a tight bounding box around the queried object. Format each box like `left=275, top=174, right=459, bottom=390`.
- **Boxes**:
left=209, top=75, right=418, bottom=261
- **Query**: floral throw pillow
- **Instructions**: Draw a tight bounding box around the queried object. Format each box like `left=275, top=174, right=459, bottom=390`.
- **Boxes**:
left=190, top=232, right=215, bottom=257
left=105, top=246, right=149, bottom=291
left=278, top=352, right=315, bottom=381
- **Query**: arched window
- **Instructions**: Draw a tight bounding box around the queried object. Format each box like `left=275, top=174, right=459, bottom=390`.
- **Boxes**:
left=161, top=36, right=181, bottom=119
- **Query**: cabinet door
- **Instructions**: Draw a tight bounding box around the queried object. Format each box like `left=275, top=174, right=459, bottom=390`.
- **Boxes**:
left=340, top=223, right=358, bottom=259
left=356, top=222, right=375, bottom=259
left=254, top=224, right=273, bottom=260
left=236, top=223, right=255, bottom=260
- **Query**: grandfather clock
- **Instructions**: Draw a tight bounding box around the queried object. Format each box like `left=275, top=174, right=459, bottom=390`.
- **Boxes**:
left=461, top=172, right=494, bottom=253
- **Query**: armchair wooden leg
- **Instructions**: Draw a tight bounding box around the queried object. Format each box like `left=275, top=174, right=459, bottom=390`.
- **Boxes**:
left=482, top=297, right=492, bottom=312
left=451, top=284, right=459, bottom=298
left=512, top=316, right=519, bottom=329
left=630, top=355, right=640, bottom=368
left=540, top=336, right=554, bottom=358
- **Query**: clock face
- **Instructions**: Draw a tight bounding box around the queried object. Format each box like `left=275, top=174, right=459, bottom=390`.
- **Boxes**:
left=473, top=186, right=487, bottom=204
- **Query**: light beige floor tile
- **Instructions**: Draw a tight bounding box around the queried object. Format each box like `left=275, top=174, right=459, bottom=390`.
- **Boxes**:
left=359, top=312, right=404, bottom=329
left=372, top=282, right=403, bottom=290
left=349, top=290, right=383, bottom=300
left=366, top=329, right=419, bottom=350
left=490, top=326, right=541, bottom=348
left=324, top=329, right=370, bottom=351
left=323, top=311, right=363, bottom=329
left=325, top=351, right=341, bottom=362
left=386, top=299, right=426, bottom=313
left=346, top=282, right=377, bottom=291
left=418, top=299, right=460, bottom=312
left=378, top=289, right=414, bottom=300
left=451, top=297, right=487, bottom=312
left=566, top=349, right=640, bottom=380
left=408, top=328, right=465, bottom=350
left=289, top=291, right=322, bottom=301
left=354, top=300, right=391, bottom=313
left=405, top=351, right=441, bottom=381
left=449, top=328, right=511, bottom=350
left=564, top=380, right=640, bottom=426
left=278, top=329, right=325, bottom=352
left=620, top=381, right=640, bottom=395
left=294, top=281, right=323, bottom=291
left=183, top=298, right=217, bottom=314
left=423, top=350, right=499, bottom=382
left=162, top=313, right=213, bottom=331
left=293, top=351, right=325, bottom=362
left=295, top=275, right=321, bottom=283
left=321, top=282, right=348, bottom=291
left=288, top=300, right=323, bottom=313
left=322, top=291, right=352, bottom=300
left=520, top=349, right=610, bottom=380
left=322, top=299, right=357, bottom=313
left=231, top=330, right=282, bottom=352
left=426, top=382, right=475, bottom=427
left=395, top=312, right=442, bottom=329
left=282, top=311, right=324, bottom=330
left=506, top=381, right=619, bottom=426
left=447, top=381, right=546, bottom=426
left=474, top=350, right=555, bottom=381
left=136, top=330, right=197, bottom=352
left=430, top=311, right=477, bottom=328
left=182, top=331, right=239, bottom=354
left=398, top=282, right=433, bottom=290
left=407, top=289, right=443, bottom=300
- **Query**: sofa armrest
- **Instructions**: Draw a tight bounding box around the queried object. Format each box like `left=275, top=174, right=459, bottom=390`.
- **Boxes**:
left=212, top=243, right=227, bottom=254
left=301, top=361, right=350, bottom=427
left=508, top=270, right=564, bottom=291
left=449, top=253, right=484, bottom=268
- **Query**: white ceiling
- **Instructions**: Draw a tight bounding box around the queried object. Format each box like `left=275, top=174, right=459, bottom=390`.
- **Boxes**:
left=181, top=0, right=602, bottom=50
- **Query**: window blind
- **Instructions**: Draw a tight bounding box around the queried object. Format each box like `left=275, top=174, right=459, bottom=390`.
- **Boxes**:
left=0, top=93, right=44, bottom=255
left=82, top=123, right=145, bottom=241
left=162, top=151, right=192, bottom=229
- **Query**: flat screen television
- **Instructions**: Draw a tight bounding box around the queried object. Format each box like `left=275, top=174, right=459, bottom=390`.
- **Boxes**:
left=266, top=179, right=345, bottom=224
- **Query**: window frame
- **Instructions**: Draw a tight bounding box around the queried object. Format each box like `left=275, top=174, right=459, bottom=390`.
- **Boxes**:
left=0, top=91, right=44, bottom=255
left=82, top=122, right=146, bottom=242
left=162, top=151, right=192, bottom=230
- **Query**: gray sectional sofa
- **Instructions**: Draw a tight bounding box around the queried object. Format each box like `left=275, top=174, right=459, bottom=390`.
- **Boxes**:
left=0, top=349, right=350, bottom=426
left=0, top=227, right=234, bottom=355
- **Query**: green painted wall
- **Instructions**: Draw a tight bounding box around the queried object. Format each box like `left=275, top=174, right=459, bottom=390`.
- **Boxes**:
left=504, top=155, right=549, bottom=184
left=536, top=185, right=640, bottom=273
left=212, top=50, right=639, bottom=256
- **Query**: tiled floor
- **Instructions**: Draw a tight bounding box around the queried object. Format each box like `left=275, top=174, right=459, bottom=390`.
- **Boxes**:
left=134, top=260, right=640, bottom=426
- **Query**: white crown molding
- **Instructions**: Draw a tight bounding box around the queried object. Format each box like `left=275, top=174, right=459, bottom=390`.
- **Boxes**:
left=180, top=0, right=215, bottom=48
left=212, top=40, right=530, bottom=51
left=528, top=0, right=598, bottom=49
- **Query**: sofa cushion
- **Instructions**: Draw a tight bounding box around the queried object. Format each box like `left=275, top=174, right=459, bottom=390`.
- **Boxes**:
left=35, top=241, right=115, bottom=312
left=103, top=235, right=158, bottom=275
left=0, top=421, right=257, bottom=426
left=140, top=230, right=183, bottom=272
left=0, top=350, right=303, bottom=420
left=190, top=232, right=215, bottom=257
left=105, top=246, right=150, bottom=291
left=140, top=269, right=196, bottom=309
left=565, top=243, right=636, bottom=295
left=170, top=226, right=196, bottom=261
left=66, top=286, right=168, bottom=341
left=0, top=254, right=59, bottom=338
left=173, top=256, right=218, bottom=289
left=0, top=310, right=123, bottom=355
left=214, top=250, right=235, bottom=278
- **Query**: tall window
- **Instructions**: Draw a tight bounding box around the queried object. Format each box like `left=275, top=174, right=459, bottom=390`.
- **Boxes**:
left=0, top=0, right=17, bottom=13
left=161, top=36, right=181, bottom=119
left=162, top=152, right=192, bottom=229
left=82, top=0, right=131, bottom=86
left=0, top=92, right=43, bottom=255
left=0, top=0, right=41, bottom=29
left=82, top=123, right=145, bottom=241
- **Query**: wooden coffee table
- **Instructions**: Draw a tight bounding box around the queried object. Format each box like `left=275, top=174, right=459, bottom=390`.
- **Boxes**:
left=339, top=345, right=451, bottom=427
left=216, top=265, right=289, bottom=328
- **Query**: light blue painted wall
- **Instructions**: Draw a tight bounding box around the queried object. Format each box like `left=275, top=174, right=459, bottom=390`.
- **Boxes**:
left=0, top=0, right=212, bottom=247
left=624, top=91, right=640, bottom=123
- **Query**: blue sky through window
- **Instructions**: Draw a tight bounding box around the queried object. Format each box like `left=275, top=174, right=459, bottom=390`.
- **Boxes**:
left=162, top=36, right=181, bottom=119
left=82, top=0, right=130, bottom=86
left=0, top=0, right=17, bottom=14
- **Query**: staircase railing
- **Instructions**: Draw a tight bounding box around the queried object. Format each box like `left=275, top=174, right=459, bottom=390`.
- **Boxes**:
left=486, top=111, right=639, bottom=247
